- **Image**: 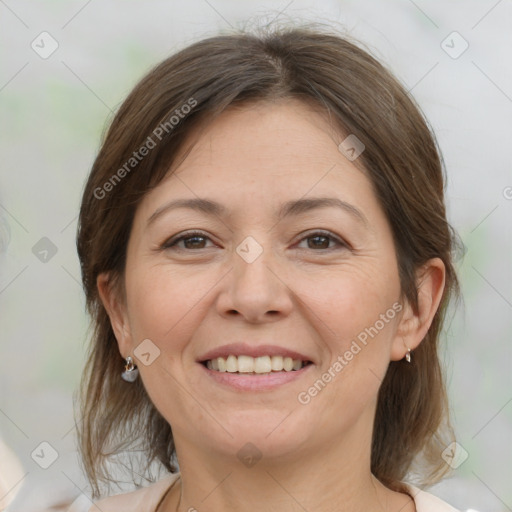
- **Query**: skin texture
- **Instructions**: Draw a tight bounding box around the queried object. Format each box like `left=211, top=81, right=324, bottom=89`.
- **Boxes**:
left=98, top=99, right=445, bottom=512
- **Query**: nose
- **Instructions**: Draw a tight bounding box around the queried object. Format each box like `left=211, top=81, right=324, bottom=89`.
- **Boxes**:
left=216, top=242, right=294, bottom=324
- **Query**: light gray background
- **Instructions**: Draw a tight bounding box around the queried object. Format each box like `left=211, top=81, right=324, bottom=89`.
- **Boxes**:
left=0, top=1, right=511, bottom=510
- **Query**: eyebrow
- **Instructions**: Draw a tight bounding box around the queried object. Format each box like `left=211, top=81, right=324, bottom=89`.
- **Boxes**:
left=147, top=196, right=368, bottom=227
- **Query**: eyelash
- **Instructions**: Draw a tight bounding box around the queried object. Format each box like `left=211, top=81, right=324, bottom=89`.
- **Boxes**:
left=161, top=230, right=349, bottom=252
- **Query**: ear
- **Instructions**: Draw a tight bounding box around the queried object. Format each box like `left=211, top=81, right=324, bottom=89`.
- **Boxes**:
left=97, top=272, right=133, bottom=358
left=390, top=258, right=446, bottom=361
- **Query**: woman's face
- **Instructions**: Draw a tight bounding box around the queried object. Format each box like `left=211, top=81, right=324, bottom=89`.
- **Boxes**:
left=105, top=99, right=412, bottom=464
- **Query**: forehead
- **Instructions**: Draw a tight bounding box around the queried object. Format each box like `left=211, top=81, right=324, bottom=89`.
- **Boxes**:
left=177, top=100, right=347, bottom=176
left=138, top=99, right=375, bottom=213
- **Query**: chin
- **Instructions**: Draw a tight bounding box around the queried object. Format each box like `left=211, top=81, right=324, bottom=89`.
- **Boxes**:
left=200, top=409, right=316, bottom=461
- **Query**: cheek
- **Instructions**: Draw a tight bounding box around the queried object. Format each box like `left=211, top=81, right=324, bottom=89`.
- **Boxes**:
left=303, top=268, right=401, bottom=415
left=122, top=265, right=214, bottom=424
left=301, top=262, right=400, bottom=343
left=292, top=267, right=401, bottom=436
left=124, top=264, right=213, bottom=348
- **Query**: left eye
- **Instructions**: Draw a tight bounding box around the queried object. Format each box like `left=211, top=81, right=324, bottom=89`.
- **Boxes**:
left=296, top=231, right=347, bottom=250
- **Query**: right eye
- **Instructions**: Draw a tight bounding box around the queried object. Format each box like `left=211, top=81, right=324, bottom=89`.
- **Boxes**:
left=161, top=231, right=216, bottom=251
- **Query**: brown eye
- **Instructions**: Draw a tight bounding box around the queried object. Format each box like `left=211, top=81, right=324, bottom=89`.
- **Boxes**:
left=181, top=235, right=208, bottom=249
left=296, top=231, right=348, bottom=251
left=162, top=231, right=214, bottom=250
left=307, top=235, right=331, bottom=249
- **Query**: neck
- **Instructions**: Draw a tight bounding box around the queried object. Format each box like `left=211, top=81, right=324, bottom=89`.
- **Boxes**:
left=163, top=411, right=414, bottom=512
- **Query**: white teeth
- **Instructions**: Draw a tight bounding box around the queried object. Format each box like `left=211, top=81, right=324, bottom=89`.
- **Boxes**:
left=271, top=355, right=283, bottom=371
left=217, top=357, right=227, bottom=372
left=226, top=355, right=238, bottom=372
left=205, top=355, right=307, bottom=373
left=237, top=355, right=254, bottom=373
left=254, top=356, right=272, bottom=373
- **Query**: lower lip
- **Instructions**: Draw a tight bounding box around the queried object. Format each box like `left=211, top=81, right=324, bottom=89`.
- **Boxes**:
left=199, top=363, right=313, bottom=391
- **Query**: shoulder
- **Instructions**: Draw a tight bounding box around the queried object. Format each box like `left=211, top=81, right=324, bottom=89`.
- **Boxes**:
left=88, top=473, right=180, bottom=512
left=406, top=484, right=460, bottom=512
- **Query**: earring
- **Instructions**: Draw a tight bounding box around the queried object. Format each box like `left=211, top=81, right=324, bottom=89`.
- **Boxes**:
left=121, top=356, right=139, bottom=382
left=402, top=338, right=412, bottom=363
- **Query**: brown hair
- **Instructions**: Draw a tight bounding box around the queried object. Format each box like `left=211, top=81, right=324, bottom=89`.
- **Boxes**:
left=76, top=23, right=460, bottom=497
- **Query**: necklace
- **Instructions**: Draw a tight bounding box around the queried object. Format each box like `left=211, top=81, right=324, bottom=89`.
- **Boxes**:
left=155, top=475, right=415, bottom=512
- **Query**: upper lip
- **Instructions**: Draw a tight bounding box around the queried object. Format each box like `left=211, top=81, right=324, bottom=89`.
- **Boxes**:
left=198, top=343, right=314, bottom=363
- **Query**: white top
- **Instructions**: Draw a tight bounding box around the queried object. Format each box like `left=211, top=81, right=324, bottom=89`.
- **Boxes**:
left=89, top=473, right=461, bottom=511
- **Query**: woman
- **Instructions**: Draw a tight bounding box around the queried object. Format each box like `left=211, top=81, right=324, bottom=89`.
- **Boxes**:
left=77, top=25, right=462, bottom=511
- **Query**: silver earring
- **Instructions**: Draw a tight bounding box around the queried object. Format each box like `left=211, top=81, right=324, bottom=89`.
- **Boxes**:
left=402, top=338, right=412, bottom=363
left=121, top=356, right=139, bottom=382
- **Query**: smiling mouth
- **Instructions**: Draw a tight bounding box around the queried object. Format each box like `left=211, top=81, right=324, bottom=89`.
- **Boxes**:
left=202, top=355, right=313, bottom=374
